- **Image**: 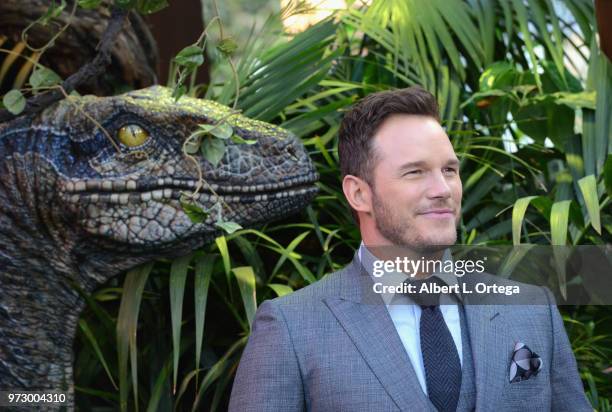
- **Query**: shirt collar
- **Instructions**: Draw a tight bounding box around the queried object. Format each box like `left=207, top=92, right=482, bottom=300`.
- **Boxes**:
left=358, top=241, right=463, bottom=305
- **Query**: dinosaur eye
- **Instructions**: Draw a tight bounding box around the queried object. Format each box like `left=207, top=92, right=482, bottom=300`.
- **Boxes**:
left=117, top=124, right=149, bottom=147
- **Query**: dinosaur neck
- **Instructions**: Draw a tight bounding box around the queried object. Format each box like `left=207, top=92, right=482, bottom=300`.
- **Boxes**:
left=0, top=148, right=81, bottom=392
left=0, top=146, right=192, bottom=392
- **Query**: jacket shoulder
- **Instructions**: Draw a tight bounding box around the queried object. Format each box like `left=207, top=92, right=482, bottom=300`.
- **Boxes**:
left=265, top=261, right=356, bottom=307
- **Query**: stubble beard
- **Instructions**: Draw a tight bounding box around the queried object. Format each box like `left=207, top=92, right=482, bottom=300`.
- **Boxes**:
left=371, top=190, right=457, bottom=254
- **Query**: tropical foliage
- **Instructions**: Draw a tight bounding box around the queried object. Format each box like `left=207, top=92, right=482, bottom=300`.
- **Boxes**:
left=22, top=0, right=605, bottom=410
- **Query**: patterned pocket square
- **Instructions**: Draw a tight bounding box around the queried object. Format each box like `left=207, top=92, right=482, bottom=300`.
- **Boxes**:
left=509, top=342, right=542, bottom=383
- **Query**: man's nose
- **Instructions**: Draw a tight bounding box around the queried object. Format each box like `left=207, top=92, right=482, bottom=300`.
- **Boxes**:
left=426, top=171, right=452, bottom=199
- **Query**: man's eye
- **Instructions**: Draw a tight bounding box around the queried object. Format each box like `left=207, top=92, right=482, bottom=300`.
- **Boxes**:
left=443, top=168, right=458, bottom=175
left=404, top=170, right=422, bottom=176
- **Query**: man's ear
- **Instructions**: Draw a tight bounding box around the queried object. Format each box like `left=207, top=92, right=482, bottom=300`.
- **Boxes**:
left=342, top=175, right=372, bottom=215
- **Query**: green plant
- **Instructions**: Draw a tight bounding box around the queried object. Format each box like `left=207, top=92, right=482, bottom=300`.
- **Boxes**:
left=69, top=1, right=611, bottom=410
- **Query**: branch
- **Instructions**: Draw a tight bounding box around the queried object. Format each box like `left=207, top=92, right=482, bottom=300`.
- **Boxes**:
left=0, top=7, right=129, bottom=123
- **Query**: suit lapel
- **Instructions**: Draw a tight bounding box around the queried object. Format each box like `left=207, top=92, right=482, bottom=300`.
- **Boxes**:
left=324, top=297, right=435, bottom=411
left=323, top=253, right=435, bottom=411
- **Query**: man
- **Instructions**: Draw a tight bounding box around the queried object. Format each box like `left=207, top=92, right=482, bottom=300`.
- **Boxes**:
left=228, top=87, right=591, bottom=411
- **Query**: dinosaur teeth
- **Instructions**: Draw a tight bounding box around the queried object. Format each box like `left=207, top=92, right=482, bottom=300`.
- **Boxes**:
left=113, top=181, right=126, bottom=191
left=65, top=181, right=75, bottom=191
left=141, top=192, right=152, bottom=202
left=119, top=194, right=130, bottom=205
left=87, top=181, right=101, bottom=190
left=126, top=180, right=137, bottom=190
left=152, top=190, right=164, bottom=200
left=74, top=181, right=86, bottom=191
left=102, top=181, right=113, bottom=191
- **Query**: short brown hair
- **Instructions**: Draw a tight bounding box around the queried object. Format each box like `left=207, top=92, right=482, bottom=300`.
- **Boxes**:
left=338, top=86, right=440, bottom=224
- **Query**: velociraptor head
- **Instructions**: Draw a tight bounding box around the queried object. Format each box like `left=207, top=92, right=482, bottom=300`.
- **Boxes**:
left=5, top=85, right=317, bottom=256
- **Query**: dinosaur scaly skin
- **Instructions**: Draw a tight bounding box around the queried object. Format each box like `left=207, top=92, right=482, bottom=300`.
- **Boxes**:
left=0, top=86, right=318, bottom=405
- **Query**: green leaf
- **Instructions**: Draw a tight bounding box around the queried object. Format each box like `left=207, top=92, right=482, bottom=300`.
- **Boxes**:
left=553, top=91, right=596, bottom=110
left=136, top=0, right=168, bottom=14
left=180, top=199, right=208, bottom=223
left=183, top=134, right=201, bottom=154
left=2, top=90, right=26, bottom=115
left=78, top=0, right=102, bottom=9
left=511, top=196, right=537, bottom=245
left=29, top=67, right=62, bottom=89
left=116, top=262, right=153, bottom=412
left=230, top=134, right=257, bottom=145
left=199, top=123, right=233, bottom=140
left=215, top=235, right=231, bottom=281
left=479, top=61, right=517, bottom=91
left=78, top=319, right=118, bottom=390
left=268, top=283, right=293, bottom=297
left=40, top=0, right=66, bottom=25
left=172, top=85, right=187, bottom=101
left=217, top=37, right=238, bottom=56
left=232, top=266, right=257, bottom=328
left=192, top=337, right=247, bottom=411
left=169, top=254, right=192, bottom=393
left=512, top=98, right=574, bottom=147
left=540, top=60, right=582, bottom=93
left=114, top=0, right=136, bottom=10
left=173, top=45, right=205, bottom=69
left=270, top=230, right=316, bottom=284
left=604, top=155, right=612, bottom=197
left=145, top=358, right=171, bottom=412
left=194, top=255, right=215, bottom=371
left=215, top=221, right=243, bottom=234
left=577, top=175, right=601, bottom=234
left=174, top=369, right=201, bottom=410
left=550, top=200, right=572, bottom=245
left=498, top=245, right=538, bottom=278
left=201, top=137, right=226, bottom=167
left=74, top=386, right=118, bottom=402
left=214, top=235, right=233, bottom=304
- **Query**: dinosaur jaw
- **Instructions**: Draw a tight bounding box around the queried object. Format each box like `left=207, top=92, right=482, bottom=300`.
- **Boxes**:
left=60, top=173, right=318, bottom=245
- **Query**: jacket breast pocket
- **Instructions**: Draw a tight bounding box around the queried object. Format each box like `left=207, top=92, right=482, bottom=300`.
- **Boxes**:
left=501, top=375, right=549, bottom=409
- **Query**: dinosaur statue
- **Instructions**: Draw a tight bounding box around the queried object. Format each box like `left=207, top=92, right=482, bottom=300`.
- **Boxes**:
left=0, top=86, right=318, bottom=407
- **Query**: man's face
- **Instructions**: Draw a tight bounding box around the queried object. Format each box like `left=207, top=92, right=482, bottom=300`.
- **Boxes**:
left=369, top=114, right=462, bottom=252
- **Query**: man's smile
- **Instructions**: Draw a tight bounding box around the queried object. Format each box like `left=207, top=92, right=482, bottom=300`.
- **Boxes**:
left=417, top=208, right=455, bottom=219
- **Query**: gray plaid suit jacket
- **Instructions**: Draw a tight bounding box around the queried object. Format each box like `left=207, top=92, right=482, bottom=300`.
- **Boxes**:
left=228, top=251, right=592, bottom=411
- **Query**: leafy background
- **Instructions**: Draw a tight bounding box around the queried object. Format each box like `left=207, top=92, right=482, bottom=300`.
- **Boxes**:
left=3, top=0, right=609, bottom=411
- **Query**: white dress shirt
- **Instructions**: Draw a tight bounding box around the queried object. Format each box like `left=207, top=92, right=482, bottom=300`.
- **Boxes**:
left=358, top=241, right=463, bottom=396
